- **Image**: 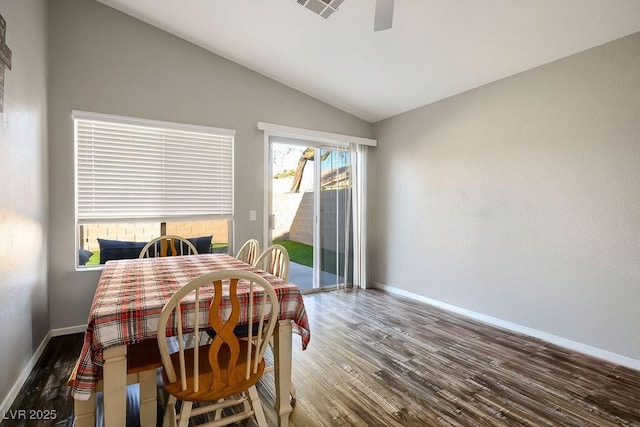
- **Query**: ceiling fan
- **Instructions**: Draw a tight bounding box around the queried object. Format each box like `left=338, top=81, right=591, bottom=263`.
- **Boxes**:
left=374, top=0, right=394, bottom=31
left=295, top=0, right=394, bottom=31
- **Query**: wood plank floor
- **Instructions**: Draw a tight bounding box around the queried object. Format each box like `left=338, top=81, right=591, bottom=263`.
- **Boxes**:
left=3, top=289, right=640, bottom=426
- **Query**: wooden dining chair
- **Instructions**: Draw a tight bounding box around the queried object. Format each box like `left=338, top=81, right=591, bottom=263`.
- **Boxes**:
left=139, top=235, right=198, bottom=258
left=68, top=339, right=162, bottom=426
left=157, top=270, right=279, bottom=427
left=253, top=243, right=298, bottom=403
left=254, top=244, right=290, bottom=281
left=235, top=238, right=260, bottom=265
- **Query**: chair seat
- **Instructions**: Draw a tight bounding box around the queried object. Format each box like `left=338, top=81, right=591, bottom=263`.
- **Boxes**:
left=163, top=341, right=265, bottom=402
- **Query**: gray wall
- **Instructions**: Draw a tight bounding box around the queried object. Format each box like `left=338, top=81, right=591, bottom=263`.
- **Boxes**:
left=371, top=33, right=640, bottom=360
left=0, top=0, right=49, bottom=405
left=47, top=0, right=373, bottom=329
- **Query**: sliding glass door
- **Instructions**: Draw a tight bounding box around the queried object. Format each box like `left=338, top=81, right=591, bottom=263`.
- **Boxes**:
left=268, top=139, right=353, bottom=291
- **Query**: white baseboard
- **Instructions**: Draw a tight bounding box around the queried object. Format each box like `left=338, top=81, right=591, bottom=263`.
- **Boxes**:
left=373, top=282, right=640, bottom=371
left=0, top=331, right=52, bottom=416
left=51, top=324, right=87, bottom=337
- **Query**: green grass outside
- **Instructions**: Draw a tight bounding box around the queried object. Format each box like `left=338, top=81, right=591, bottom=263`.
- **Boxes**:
left=273, top=239, right=313, bottom=267
left=211, top=243, right=230, bottom=253
left=86, top=252, right=100, bottom=266
left=274, top=239, right=342, bottom=275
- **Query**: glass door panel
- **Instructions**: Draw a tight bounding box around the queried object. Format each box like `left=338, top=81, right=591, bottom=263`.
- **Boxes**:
left=319, top=147, right=352, bottom=288
left=270, top=142, right=315, bottom=291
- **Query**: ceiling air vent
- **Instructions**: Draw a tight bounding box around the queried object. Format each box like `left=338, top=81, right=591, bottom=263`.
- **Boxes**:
left=295, top=0, right=344, bottom=19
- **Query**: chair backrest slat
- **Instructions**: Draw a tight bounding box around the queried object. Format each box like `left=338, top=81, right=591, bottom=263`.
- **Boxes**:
left=253, top=296, right=265, bottom=373
left=247, top=287, right=254, bottom=378
left=176, top=304, right=187, bottom=390
left=208, top=278, right=241, bottom=389
left=194, top=287, right=200, bottom=392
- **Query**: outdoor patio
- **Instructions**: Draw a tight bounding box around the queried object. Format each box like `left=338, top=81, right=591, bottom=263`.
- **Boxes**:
left=289, top=261, right=339, bottom=292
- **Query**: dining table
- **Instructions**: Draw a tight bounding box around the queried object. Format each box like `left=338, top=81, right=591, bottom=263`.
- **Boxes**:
left=70, top=253, right=311, bottom=427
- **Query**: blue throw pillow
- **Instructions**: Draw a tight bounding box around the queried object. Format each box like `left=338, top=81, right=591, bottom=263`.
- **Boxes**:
left=78, top=249, right=93, bottom=265
left=182, top=236, right=212, bottom=254
left=98, top=238, right=148, bottom=264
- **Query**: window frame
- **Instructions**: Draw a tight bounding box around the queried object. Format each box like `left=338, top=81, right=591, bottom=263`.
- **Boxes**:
left=73, top=111, right=235, bottom=269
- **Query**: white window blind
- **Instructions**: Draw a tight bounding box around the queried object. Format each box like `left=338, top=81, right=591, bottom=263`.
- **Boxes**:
left=74, top=111, right=234, bottom=223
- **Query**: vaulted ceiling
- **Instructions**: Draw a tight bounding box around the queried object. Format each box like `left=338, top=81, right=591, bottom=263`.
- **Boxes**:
left=96, top=0, right=640, bottom=122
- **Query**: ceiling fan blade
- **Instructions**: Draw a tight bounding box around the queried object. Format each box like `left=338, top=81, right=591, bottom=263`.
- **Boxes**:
left=374, top=0, right=394, bottom=31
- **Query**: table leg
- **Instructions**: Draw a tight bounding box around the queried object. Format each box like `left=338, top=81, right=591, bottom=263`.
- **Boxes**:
left=73, top=393, right=95, bottom=427
left=139, top=370, right=158, bottom=427
left=102, top=345, right=127, bottom=427
left=273, top=319, right=293, bottom=427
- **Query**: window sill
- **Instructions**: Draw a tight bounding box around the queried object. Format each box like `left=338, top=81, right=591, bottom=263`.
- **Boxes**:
left=75, top=265, right=104, bottom=272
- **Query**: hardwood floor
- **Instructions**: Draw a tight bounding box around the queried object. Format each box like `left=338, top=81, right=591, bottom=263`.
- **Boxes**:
left=3, top=289, right=640, bottom=426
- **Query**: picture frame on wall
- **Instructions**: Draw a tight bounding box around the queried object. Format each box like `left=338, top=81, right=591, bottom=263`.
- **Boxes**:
left=0, top=13, right=13, bottom=113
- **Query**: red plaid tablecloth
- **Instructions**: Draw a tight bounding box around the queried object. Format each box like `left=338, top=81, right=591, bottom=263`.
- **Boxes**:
left=71, top=253, right=310, bottom=400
